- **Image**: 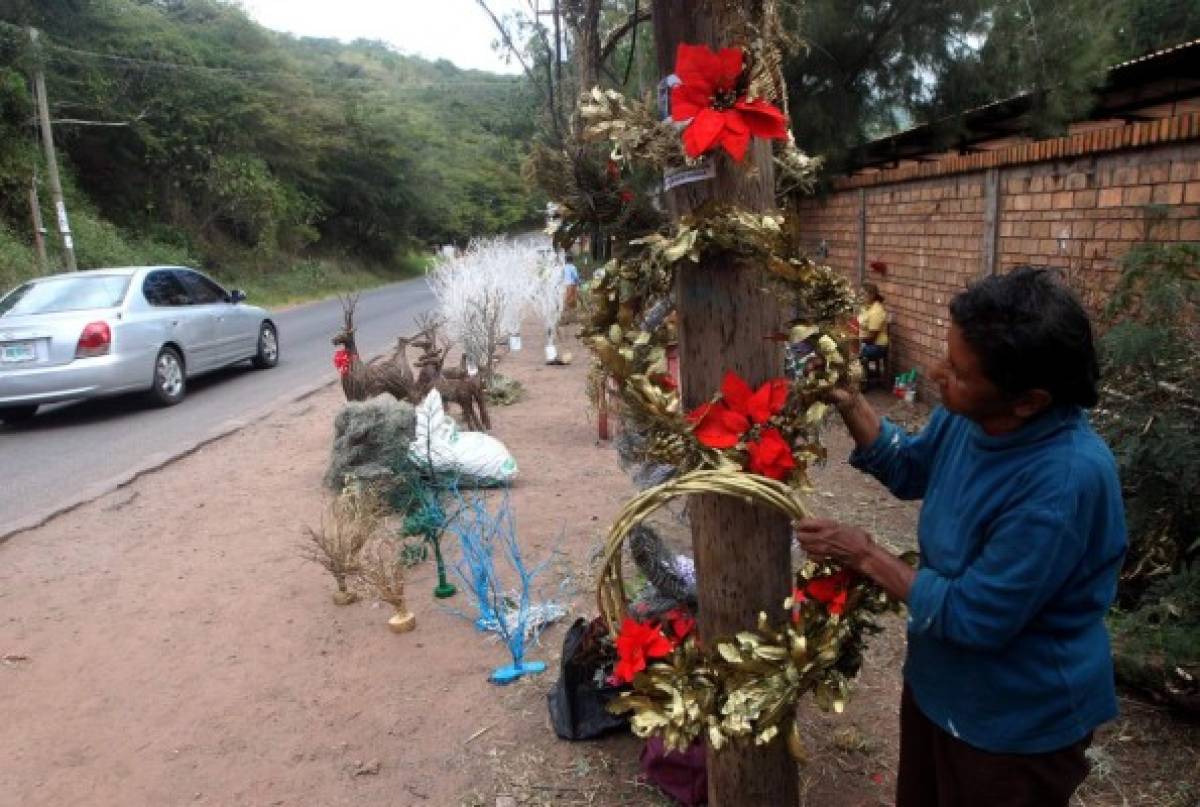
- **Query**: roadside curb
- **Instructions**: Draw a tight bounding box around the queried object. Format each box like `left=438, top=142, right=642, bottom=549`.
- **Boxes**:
left=0, top=377, right=339, bottom=546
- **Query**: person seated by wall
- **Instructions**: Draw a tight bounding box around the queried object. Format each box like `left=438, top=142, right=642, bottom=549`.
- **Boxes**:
left=858, top=282, right=889, bottom=385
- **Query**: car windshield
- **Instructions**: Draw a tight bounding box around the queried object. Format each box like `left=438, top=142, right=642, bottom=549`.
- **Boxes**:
left=0, top=275, right=132, bottom=317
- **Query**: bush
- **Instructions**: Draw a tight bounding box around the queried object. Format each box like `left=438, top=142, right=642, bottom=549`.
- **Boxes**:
left=1109, top=568, right=1200, bottom=715
left=1094, top=241, right=1199, bottom=601
left=0, top=220, right=35, bottom=292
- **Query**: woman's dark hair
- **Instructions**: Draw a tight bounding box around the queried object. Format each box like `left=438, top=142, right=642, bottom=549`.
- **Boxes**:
left=862, top=282, right=883, bottom=303
left=948, top=266, right=1099, bottom=407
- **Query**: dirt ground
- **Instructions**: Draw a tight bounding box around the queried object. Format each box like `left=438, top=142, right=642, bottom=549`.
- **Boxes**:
left=1, top=326, right=1196, bottom=807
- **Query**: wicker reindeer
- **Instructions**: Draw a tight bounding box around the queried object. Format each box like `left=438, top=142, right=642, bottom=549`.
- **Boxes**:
left=409, top=326, right=492, bottom=431
left=331, top=295, right=415, bottom=402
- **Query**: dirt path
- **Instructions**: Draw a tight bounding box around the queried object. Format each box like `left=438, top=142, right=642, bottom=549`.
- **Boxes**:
left=1, top=328, right=1194, bottom=807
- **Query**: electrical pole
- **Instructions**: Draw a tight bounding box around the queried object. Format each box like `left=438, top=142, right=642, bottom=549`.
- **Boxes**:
left=29, top=27, right=76, bottom=272
left=28, top=172, right=48, bottom=274
left=651, top=2, right=798, bottom=804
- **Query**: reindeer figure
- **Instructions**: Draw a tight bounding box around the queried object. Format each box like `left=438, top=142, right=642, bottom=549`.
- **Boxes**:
left=409, top=325, right=492, bottom=431
left=331, top=295, right=415, bottom=402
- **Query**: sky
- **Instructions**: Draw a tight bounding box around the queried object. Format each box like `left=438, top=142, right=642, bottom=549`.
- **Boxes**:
left=238, top=0, right=526, bottom=74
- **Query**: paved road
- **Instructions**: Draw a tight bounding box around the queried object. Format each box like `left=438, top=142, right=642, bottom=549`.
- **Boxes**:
left=0, top=278, right=436, bottom=537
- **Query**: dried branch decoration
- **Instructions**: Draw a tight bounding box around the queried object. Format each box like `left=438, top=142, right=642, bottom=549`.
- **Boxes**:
left=300, top=486, right=385, bottom=606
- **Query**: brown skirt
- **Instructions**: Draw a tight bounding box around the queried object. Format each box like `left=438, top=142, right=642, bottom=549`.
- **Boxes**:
left=896, top=686, right=1092, bottom=807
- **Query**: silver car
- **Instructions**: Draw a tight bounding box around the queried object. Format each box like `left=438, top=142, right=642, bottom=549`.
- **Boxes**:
left=0, top=266, right=279, bottom=423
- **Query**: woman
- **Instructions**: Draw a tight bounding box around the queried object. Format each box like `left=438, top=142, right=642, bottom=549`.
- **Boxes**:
left=796, top=267, right=1126, bottom=807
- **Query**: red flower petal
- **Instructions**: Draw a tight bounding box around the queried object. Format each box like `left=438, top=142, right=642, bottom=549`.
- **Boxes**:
left=713, top=47, right=744, bottom=88
left=613, top=618, right=675, bottom=684
left=670, top=82, right=711, bottom=121
left=745, top=428, right=795, bottom=480
left=666, top=608, right=695, bottom=641
left=673, top=43, right=718, bottom=95
left=688, top=401, right=749, bottom=449
left=734, top=98, right=789, bottom=140
left=766, top=378, right=790, bottom=415
left=719, top=371, right=754, bottom=415
left=682, top=107, right=728, bottom=159
left=716, top=111, right=751, bottom=161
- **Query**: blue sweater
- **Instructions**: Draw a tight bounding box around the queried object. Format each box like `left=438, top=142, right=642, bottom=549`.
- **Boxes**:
left=851, top=406, right=1126, bottom=754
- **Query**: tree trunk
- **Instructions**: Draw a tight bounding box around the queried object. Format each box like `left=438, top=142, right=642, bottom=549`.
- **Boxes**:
left=651, top=2, right=798, bottom=805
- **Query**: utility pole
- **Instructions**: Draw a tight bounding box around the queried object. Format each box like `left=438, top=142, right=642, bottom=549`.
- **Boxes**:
left=651, top=2, right=798, bottom=804
left=29, top=27, right=76, bottom=272
left=28, top=172, right=48, bottom=273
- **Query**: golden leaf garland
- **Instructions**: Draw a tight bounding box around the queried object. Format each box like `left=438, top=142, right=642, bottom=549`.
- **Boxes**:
left=550, top=29, right=892, bottom=763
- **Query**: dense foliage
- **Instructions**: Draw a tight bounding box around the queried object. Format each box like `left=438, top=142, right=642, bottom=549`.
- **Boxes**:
left=1094, top=240, right=1199, bottom=599
left=0, top=0, right=543, bottom=290
left=782, top=0, right=1200, bottom=173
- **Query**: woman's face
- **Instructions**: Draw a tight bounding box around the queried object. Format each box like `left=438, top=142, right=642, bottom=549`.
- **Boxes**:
left=862, top=286, right=879, bottom=304
left=929, top=323, right=1010, bottom=422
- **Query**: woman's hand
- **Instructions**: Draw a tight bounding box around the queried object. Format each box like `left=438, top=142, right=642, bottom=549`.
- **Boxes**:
left=794, top=518, right=918, bottom=602
left=793, top=518, right=876, bottom=572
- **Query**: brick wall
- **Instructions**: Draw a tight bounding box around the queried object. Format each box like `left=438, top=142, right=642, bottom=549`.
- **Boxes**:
left=794, top=114, right=1200, bottom=401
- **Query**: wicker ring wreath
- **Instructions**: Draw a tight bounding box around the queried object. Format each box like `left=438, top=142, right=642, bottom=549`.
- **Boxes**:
left=597, top=468, right=810, bottom=632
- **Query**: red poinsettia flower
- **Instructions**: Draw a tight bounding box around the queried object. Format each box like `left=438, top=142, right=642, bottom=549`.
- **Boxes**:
left=670, top=43, right=789, bottom=162
left=686, top=371, right=789, bottom=449
left=664, top=608, right=695, bottom=642
left=745, top=427, right=796, bottom=480
left=613, top=617, right=675, bottom=684
left=802, top=569, right=856, bottom=616
left=333, top=347, right=353, bottom=377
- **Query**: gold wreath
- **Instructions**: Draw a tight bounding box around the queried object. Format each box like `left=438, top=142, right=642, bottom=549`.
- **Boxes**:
left=596, top=468, right=810, bottom=633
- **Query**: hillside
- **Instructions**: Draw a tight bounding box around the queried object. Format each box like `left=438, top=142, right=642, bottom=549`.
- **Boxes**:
left=0, top=0, right=543, bottom=296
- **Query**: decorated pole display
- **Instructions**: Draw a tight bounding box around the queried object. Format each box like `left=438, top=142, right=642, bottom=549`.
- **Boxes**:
left=651, top=2, right=798, bottom=803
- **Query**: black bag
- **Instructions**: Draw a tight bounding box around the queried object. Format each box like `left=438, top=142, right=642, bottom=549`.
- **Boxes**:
left=547, top=617, right=629, bottom=740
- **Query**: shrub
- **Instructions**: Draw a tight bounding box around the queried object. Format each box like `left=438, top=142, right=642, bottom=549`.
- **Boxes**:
left=1093, top=241, right=1199, bottom=601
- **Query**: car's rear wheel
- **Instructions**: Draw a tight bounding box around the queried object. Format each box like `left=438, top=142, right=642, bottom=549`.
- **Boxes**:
left=148, top=346, right=186, bottom=406
left=0, top=405, right=38, bottom=424
left=252, top=321, right=278, bottom=369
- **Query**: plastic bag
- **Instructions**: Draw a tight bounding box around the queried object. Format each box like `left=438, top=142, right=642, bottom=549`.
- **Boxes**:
left=409, top=390, right=518, bottom=485
left=640, top=736, right=707, bottom=805
left=547, top=617, right=629, bottom=741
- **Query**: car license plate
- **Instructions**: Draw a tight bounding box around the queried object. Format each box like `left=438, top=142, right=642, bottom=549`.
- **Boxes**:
left=1, top=341, right=36, bottom=363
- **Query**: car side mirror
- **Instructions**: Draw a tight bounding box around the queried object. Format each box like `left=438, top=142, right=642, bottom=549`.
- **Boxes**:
left=228, top=288, right=247, bottom=304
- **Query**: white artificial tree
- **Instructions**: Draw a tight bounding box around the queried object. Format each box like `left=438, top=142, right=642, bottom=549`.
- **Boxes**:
left=527, top=251, right=566, bottom=361
left=428, top=237, right=542, bottom=381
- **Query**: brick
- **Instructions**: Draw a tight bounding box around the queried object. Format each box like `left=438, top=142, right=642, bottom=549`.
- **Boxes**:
left=1032, top=194, right=1054, bottom=211
left=1053, top=191, right=1074, bottom=209
left=1185, top=182, right=1200, bottom=204
left=1169, top=163, right=1193, bottom=182
left=1139, top=163, right=1171, bottom=184
left=1072, top=220, right=1095, bottom=239
left=1098, top=187, right=1123, bottom=207
left=1180, top=219, right=1200, bottom=240
left=1120, top=220, right=1144, bottom=240
left=1011, top=194, right=1032, bottom=212
left=1074, top=190, right=1098, bottom=208
left=1065, top=172, right=1090, bottom=190
left=1123, top=186, right=1153, bottom=206
left=1113, top=166, right=1139, bottom=185
left=1030, top=221, right=1051, bottom=238
left=1152, top=183, right=1184, bottom=205
left=1030, top=176, right=1045, bottom=192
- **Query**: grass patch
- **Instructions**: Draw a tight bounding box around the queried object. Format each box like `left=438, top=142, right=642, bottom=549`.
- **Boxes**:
left=211, top=253, right=431, bottom=310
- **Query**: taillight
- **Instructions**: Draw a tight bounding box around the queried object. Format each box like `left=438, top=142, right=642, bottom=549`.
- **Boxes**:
left=75, top=321, right=112, bottom=358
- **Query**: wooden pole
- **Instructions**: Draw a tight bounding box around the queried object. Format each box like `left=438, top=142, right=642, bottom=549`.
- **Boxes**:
left=651, top=2, right=798, bottom=804
left=29, top=27, right=76, bottom=272
left=28, top=172, right=48, bottom=274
